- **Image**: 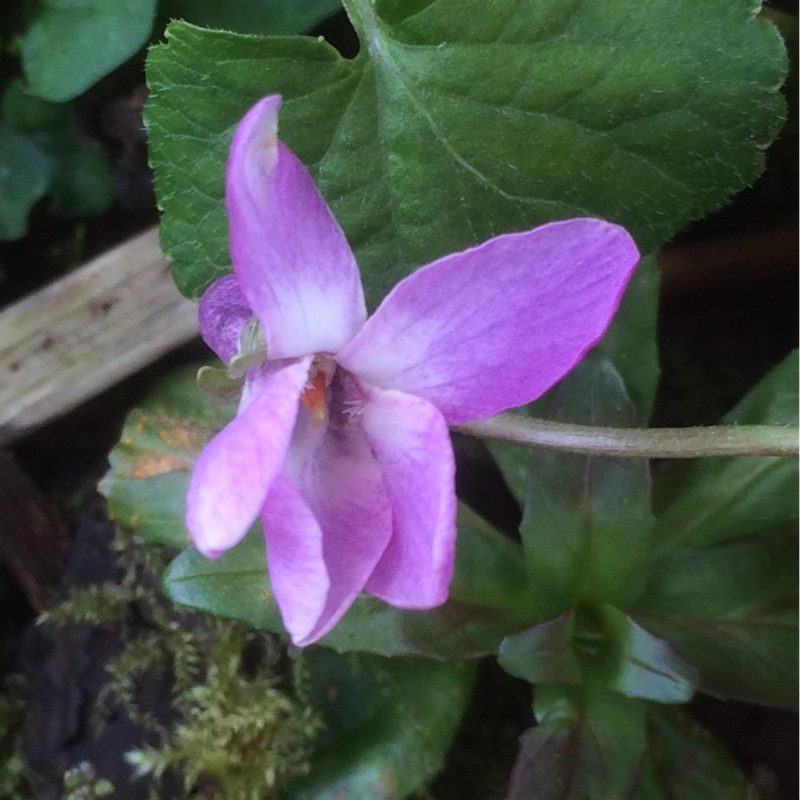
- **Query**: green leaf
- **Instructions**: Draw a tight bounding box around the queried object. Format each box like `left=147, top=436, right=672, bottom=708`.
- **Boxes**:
left=633, top=706, right=752, bottom=800
left=0, top=124, right=50, bottom=240
left=632, top=533, right=798, bottom=707
left=498, top=613, right=583, bottom=687
left=22, top=0, right=158, bottom=102
left=593, top=606, right=695, bottom=703
left=165, top=510, right=535, bottom=658
left=2, top=79, right=113, bottom=220
left=148, top=3, right=785, bottom=300
left=159, top=0, right=342, bottom=36
left=287, top=651, right=475, bottom=800
left=520, top=355, right=653, bottom=619
left=39, top=130, right=114, bottom=218
left=653, top=350, right=799, bottom=550
left=101, top=367, right=234, bottom=548
left=508, top=685, right=646, bottom=800
left=498, top=606, right=695, bottom=703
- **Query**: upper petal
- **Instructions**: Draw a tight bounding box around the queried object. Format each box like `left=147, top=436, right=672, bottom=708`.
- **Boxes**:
left=261, top=474, right=330, bottom=646
left=337, top=219, right=640, bottom=424
left=361, top=387, right=456, bottom=608
left=198, top=275, right=252, bottom=363
left=226, top=95, right=366, bottom=359
left=185, top=358, right=311, bottom=557
left=283, top=388, right=393, bottom=645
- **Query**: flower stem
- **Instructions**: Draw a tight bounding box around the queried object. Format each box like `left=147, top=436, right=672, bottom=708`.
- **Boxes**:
left=456, top=414, right=799, bottom=458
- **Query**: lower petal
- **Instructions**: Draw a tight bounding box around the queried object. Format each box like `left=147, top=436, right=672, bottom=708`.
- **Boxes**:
left=286, top=403, right=393, bottom=645
left=185, top=358, right=310, bottom=558
left=361, top=388, right=456, bottom=608
left=261, top=475, right=330, bottom=645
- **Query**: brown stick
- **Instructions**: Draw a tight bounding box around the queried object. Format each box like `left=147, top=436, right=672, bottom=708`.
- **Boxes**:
left=0, top=227, right=199, bottom=444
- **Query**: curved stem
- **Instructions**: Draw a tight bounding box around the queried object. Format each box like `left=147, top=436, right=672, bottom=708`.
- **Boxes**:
left=455, top=414, right=799, bottom=458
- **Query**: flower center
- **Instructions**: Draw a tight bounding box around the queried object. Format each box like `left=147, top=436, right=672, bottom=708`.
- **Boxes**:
left=301, top=356, right=335, bottom=427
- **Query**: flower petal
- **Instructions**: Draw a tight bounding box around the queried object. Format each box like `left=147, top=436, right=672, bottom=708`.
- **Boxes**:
left=261, top=474, right=330, bottom=645
left=198, top=275, right=252, bottom=363
left=226, top=95, right=366, bottom=358
left=337, top=219, right=640, bottom=424
left=284, top=396, right=392, bottom=645
left=361, top=387, right=456, bottom=608
left=185, top=358, right=311, bottom=557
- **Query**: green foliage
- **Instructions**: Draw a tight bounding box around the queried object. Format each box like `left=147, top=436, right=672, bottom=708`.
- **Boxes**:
left=0, top=123, right=50, bottom=239
left=519, top=355, right=652, bottom=618
left=146, top=1, right=785, bottom=414
left=20, top=0, right=158, bottom=102
left=508, top=688, right=756, bottom=800
left=633, top=706, right=755, bottom=800
left=102, top=366, right=235, bottom=548
left=287, top=652, right=475, bottom=800
left=148, top=2, right=786, bottom=301
left=509, top=685, right=647, bottom=800
left=653, top=350, right=799, bottom=550
left=631, top=533, right=798, bottom=708
left=0, top=80, right=113, bottom=240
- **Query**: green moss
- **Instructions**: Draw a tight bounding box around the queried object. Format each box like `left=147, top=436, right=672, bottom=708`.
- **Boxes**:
left=49, top=525, right=322, bottom=799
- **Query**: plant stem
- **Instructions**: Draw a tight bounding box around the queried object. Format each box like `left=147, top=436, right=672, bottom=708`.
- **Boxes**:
left=456, top=414, right=799, bottom=458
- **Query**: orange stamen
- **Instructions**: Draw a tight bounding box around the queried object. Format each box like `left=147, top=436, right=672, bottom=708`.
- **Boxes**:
left=300, top=370, right=327, bottom=427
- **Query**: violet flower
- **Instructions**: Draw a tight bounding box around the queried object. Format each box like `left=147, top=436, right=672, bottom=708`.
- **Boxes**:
left=185, top=95, right=640, bottom=646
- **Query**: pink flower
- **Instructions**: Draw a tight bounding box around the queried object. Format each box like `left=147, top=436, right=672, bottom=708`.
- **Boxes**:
left=185, top=95, right=640, bottom=646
